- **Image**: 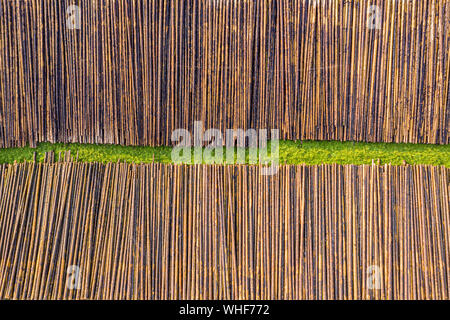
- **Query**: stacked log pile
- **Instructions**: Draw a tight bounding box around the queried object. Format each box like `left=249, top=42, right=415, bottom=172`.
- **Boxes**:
left=0, top=157, right=448, bottom=299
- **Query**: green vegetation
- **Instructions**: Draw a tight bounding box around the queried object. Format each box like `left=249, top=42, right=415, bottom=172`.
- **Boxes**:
left=0, top=141, right=448, bottom=166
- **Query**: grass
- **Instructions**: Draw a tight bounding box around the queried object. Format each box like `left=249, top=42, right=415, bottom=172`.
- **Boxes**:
left=0, top=141, right=448, bottom=167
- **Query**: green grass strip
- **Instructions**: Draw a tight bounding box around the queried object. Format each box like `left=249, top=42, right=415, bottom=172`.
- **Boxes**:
left=0, top=141, right=448, bottom=167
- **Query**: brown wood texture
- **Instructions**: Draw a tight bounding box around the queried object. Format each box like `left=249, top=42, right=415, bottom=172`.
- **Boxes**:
left=0, top=0, right=448, bottom=147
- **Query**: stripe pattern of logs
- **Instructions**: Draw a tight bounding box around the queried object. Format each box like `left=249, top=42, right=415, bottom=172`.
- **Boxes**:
left=0, top=0, right=449, bottom=147
left=0, top=156, right=448, bottom=299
